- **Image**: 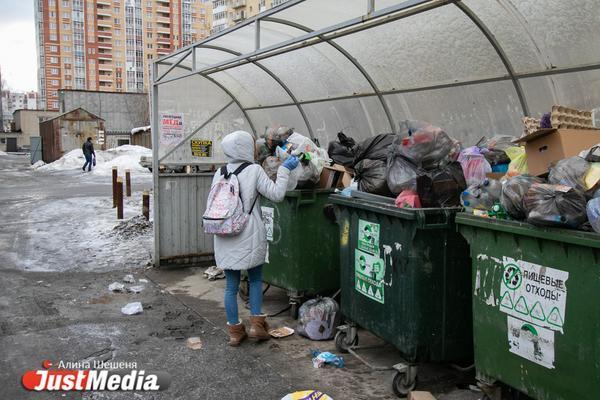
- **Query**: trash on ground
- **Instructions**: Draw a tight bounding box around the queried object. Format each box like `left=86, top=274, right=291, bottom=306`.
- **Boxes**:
left=269, top=327, right=295, bottom=338
left=123, top=274, right=135, bottom=284
left=281, top=391, right=333, bottom=400
left=138, top=278, right=148, bottom=283
left=203, top=266, right=225, bottom=280
left=127, top=284, right=145, bottom=294
left=407, top=391, right=437, bottom=400
left=108, top=282, right=125, bottom=292
left=186, top=337, right=203, bottom=350
left=297, top=297, right=340, bottom=341
left=311, top=350, right=344, bottom=369
left=111, top=216, right=153, bottom=240
left=121, top=302, right=143, bottom=315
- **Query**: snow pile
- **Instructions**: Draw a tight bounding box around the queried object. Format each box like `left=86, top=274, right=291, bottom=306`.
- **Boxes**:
left=38, top=145, right=152, bottom=176
left=0, top=150, right=7, bottom=155
left=31, top=160, right=46, bottom=169
left=110, top=215, right=153, bottom=240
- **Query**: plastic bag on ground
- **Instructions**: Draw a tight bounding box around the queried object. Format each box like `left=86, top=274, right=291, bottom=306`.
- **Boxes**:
left=460, top=179, right=502, bottom=212
left=311, top=350, right=345, bottom=369
left=395, top=190, right=422, bottom=208
left=500, top=175, right=544, bottom=219
left=262, top=156, right=282, bottom=182
left=387, top=153, right=418, bottom=195
left=296, top=297, right=340, bottom=341
left=416, top=162, right=467, bottom=207
left=354, top=159, right=393, bottom=196
left=327, top=131, right=356, bottom=167
left=586, top=198, right=600, bottom=233
left=506, top=147, right=528, bottom=177
left=524, top=183, right=587, bottom=228
left=398, top=120, right=458, bottom=169
left=121, top=302, right=143, bottom=315
left=353, top=133, right=396, bottom=165
left=548, top=156, right=590, bottom=192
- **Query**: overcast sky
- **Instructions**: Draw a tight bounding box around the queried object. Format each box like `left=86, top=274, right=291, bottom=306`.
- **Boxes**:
left=0, top=1, right=37, bottom=92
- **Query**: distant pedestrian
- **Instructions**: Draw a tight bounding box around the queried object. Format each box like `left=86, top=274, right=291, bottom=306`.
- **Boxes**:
left=82, top=137, right=96, bottom=172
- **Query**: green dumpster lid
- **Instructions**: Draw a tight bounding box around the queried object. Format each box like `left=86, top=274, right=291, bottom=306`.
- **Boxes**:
left=456, top=213, right=600, bottom=249
left=284, top=188, right=335, bottom=197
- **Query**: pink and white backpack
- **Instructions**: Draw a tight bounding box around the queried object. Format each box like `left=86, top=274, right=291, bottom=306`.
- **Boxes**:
left=203, top=162, right=257, bottom=237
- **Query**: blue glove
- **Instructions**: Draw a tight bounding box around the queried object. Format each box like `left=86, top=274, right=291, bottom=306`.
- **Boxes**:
left=282, top=155, right=299, bottom=170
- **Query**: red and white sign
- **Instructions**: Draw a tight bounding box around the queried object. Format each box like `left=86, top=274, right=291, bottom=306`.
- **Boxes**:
left=159, top=113, right=184, bottom=145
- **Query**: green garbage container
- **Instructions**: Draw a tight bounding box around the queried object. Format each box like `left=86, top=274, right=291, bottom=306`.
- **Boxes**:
left=330, top=193, right=473, bottom=396
left=457, top=213, right=600, bottom=400
left=260, top=189, right=339, bottom=316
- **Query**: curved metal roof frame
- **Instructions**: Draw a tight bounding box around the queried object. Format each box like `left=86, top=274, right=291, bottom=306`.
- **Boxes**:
left=153, top=0, right=600, bottom=144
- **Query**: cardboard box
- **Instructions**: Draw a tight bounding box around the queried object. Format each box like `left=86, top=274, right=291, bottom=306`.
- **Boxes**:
left=318, top=164, right=353, bottom=189
left=514, top=129, right=600, bottom=176
left=408, top=391, right=437, bottom=400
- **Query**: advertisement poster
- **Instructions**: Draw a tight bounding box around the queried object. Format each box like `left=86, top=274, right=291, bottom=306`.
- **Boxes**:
left=190, top=139, right=212, bottom=157
left=159, top=113, right=184, bottom=145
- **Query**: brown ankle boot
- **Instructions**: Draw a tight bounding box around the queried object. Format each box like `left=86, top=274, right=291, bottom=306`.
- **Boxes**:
left=227, top=322, right=247, bottom=347
left=248, top=315, right=270, bottom=341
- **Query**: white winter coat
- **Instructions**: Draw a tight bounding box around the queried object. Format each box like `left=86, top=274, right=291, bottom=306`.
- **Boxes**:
left=212, top=131, right=290, bottom=270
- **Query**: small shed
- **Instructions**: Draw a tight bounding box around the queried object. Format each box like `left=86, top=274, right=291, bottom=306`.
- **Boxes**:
left=131, top=125, right=152, bottom=149
left=40, top=107, right=105, bottom=163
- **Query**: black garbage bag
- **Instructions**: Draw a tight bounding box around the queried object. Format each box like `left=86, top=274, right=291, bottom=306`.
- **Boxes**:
left=548, top=156, right=590, bottom=193
left=354, top=159, right=393, bottom=196
left=327, top=131, right=357, bottom=167
left=296, top=297, right=341, bottom=341
left=524, top=183, right=588, bottom=228
left=353, top=133, right=396, bottom=166
left=416, top=162, right=466, bottom=207
left=500, top=175, right=544, bottom=219
left=387, top=154, right=418, bottom=195
left=398, top=120, right=458, bottom=169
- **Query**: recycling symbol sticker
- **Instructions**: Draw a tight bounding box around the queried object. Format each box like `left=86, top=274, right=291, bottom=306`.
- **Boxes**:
left=503, top=263, right=522, bottom=290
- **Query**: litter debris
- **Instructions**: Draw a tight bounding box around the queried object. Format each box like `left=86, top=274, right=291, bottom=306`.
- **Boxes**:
left=186, top=337, right=203, bottom=350
left=311, top=350, right=344, bottom=369
left=127, top=285, right=145, bottom=294
left=108, top=282, right=125, bottom=292
left=297, top=297, right=340, bottom=341
left=281, top=391, right=333, bottom=400
left=138, top=278, right=148, bottom=283
left=203, top=266, right=225, bottom=280
left=408, top=391, right=437, bottom=400
left=123, top=274, right=135, bottom=284
left=111, top=216, right=153, bottom=240
left=121, top=302, right=143, bottom=315
left=269, top=327, right=295, bottom=338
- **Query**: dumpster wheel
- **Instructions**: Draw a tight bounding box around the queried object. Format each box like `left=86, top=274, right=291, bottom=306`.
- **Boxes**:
left=392, top=371, right=417, bottom=398
left=334, top=330, right=359, bottom=354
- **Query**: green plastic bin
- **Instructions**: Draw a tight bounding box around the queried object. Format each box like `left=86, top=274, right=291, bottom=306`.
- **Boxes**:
left=457, top=213, right=600, bottom=400
left=260, top=189, right=340, bottom=315
left=330, top=193, right=473, bottom=396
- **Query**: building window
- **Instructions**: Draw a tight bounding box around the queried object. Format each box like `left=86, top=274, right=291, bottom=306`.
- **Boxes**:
left=146, top=32, right=152, bottom=38
left=147, top=43, right=152, bottom=49
left=51, top=79, right=60, bottom=85
left=63, top=45, right=71, bottom=52
left=49, top=22, right=57, bottom=29
left=63, top=11, right=70, bottom=18
left=49, top=56, right=59, bottom=63
left=114, top=7, right=120, bottom=13
left=114, top=18, right=120, bottom=24
left=49, top=0, right=56, bottom=6
left=62, top=0, right=69, bottom=6
left=50, top=68, right=59, bottom=75
left=115, top=39, right=121, bottom=46
left=49, top=45, right=58, bottom=52
left=63, top=23, right=70, bottom=30
left=49, top=11, right=56, bottom=17
left=49, top=34, right=57, bottom=41
left=62, top=34, right=70, bottom=41
left=52, top=101, right=59, bottom=109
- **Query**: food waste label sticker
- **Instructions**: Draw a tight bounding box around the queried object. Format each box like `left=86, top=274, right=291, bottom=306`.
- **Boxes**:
left=507, top=315, right=555, bottom=369
left=357, top=219, right=379, bottom=256
left=261, top=207, right=274, bottom=242
left=355, top=249, right=385, bottom=304
left=499, top=257, right=568, bottom=333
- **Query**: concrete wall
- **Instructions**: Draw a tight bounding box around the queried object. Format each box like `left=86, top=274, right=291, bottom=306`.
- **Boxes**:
left=105, top=133, right=131, bottom=149
left=59, top=90, right=149, bottom=133
left=12, top=110, right=58, bottom=149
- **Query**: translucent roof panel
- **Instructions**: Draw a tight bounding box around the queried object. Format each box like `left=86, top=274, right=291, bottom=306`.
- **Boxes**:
left=302, top=97, right=393, bottom=146
left=210, top=63, right=294, bottom=108
left=157, top=51, right=194, bottom=80
left=274, top=0, right=368, bottom=31
left=519, top=70, right=600, bottom=118
left=247, top=106, right=309, bottom=139
left=384, top=80, right=524, bottom=145
left=157, top=75, right=235, bottom=159
left=194, top=47, right=238, bottom=69
left=259, top=42, right=372, bottom=102
left=162, top=102, right=252, bottom=165
left=334, top=5, right=507, bottom=91
left=208, top=23, right=257, bottom=55
left=259, top=20, right=307, bottom=48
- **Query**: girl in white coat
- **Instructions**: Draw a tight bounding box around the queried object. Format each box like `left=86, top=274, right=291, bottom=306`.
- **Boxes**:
left=213, top=130, right=299, bottom=346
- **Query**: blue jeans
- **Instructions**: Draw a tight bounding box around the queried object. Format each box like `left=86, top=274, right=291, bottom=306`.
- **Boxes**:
left=224, top=265, right=263, bottom=325
left=83, top=154, right=93, bottom=171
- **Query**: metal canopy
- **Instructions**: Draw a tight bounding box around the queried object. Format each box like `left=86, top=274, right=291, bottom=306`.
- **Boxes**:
left=152, top=0, right=600, bottom=163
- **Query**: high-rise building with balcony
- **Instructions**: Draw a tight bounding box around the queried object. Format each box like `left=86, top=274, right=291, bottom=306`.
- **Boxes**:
left=211, top=0, right=289, bottom=34
left=35, top=0, right=212, bottom=110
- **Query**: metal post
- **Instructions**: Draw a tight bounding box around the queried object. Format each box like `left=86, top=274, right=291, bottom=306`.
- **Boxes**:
left=151, top=62, right=161, bottom=267
left=112, top=166, right=118, bottom=208
left=191, top=45, right=197, bottom=72
left=125, top=169, right=131, bottom=197
left=368, top=0, right=375, bottom=14
left=255, top=20, right=261, bottom=50
left=116, top=177, right=124, bottom=219
left=142, top=191, right=150, bottom=221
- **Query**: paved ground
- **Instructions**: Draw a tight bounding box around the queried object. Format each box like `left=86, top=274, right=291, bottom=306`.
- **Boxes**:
left=0, top=153, right=483, bottom=400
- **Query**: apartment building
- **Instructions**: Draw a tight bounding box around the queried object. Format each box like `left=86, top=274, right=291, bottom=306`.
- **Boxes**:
left=35, top=0, right=213, bottom=111
left=1, top=91, right=39, bottom=131
left=212, top=0, right=290, bottom=33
